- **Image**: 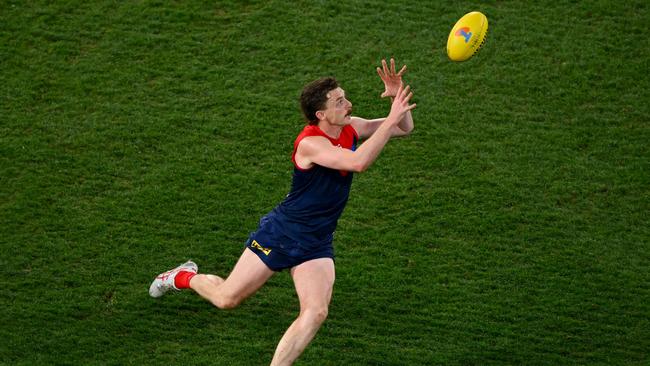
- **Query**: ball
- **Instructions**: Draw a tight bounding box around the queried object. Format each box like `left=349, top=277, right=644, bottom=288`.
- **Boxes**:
left=447, top=11, right=489, bottom=62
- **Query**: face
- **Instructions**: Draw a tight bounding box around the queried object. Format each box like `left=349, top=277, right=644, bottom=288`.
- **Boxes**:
left=318, top=87, right=353, bottom=126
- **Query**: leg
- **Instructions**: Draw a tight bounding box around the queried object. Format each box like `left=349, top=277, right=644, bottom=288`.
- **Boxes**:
left=190, top=248, right=274, bottom=309
left=270, top=258, right=335, bottom=366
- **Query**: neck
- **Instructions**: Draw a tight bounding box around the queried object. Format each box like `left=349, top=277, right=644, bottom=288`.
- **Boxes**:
left=317, top=121, right=344, bottom=139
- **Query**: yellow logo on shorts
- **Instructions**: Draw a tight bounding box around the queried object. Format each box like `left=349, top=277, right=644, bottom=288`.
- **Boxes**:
left=251, top=240, right=272, bottom=256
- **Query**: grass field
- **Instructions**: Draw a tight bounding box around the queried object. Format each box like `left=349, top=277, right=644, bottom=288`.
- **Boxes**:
left=1, top=1, right=649, bottom=365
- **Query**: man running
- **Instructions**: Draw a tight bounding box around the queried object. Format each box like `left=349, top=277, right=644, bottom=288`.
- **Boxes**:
left=149, top=58, right=416, bottom=366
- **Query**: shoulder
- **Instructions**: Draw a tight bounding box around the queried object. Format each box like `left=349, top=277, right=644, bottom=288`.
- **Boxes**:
left=294, top=125, right=321, bottom=148
left=297, top=135, right=331, bottom=153
left=294, top=135, right=332, bottom=170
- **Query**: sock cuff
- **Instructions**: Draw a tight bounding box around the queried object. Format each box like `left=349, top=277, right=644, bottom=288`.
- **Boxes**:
left=174, top=271, right=197, bottom=289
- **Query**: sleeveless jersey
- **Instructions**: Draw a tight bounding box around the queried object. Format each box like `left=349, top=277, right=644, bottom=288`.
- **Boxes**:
left=263, top=124, right=358, bottom=246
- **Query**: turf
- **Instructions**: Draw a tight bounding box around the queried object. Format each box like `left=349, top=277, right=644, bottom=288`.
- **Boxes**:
left=1, top=1, right=648, bottom=365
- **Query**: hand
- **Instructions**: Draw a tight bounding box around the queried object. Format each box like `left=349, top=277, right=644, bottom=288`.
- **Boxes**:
left=387, top=84, right=416, bottom=124
left=377, top=58, right=407, bottom=98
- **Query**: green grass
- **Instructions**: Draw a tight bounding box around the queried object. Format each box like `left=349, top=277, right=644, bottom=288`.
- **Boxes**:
left=1, top=1, right=648, bottom=365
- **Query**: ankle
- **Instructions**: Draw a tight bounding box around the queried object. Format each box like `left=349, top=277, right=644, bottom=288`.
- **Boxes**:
left=174, top=271, right=197, bottom=289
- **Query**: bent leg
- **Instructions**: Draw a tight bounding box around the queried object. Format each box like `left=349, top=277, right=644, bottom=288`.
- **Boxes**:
left=270, top=258, right=335, bottom=366
left=190, top=248, right=274, bottom=309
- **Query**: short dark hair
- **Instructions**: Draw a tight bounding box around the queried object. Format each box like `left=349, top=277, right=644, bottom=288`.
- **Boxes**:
left=300, top=77, right=339, bottom=125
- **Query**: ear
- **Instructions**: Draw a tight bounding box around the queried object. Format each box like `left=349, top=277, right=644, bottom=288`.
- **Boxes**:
left=315, top=110, right=326, bottom=121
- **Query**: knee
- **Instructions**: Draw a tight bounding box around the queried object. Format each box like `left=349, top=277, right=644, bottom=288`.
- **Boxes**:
left=301, top=306, right=329, bottom=326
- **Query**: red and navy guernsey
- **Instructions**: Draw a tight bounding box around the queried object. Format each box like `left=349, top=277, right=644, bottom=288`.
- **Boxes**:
left=261, top=124, right=358, bottom=249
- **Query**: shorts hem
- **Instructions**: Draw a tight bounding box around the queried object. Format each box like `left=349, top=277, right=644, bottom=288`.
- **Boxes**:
left=245, top=240, right=334, bottom=272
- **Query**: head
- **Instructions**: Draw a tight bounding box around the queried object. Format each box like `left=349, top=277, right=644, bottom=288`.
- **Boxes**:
left=300, top=77, right=352, bottom=126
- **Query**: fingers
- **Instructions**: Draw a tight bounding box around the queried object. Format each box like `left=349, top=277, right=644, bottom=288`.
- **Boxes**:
left=379, top=58, right=407, bottom=76
left=376, top=66, right=385, bottom=79
left=398, top=90, right=416, bottom=110
left=403, top=92, right=414, bottom=107
left=396, top=85, right=410, bottom=101
left=395, top=85, right=416, bottom=108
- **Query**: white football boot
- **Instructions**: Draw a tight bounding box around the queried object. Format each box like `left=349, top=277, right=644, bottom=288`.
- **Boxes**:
left=149, top=260, right=198, bottom=298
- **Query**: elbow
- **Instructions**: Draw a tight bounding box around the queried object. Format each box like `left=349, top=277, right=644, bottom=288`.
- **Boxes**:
left=350, top=161, right=370, bottom=173
left=393, top=125, right=414, bottom=137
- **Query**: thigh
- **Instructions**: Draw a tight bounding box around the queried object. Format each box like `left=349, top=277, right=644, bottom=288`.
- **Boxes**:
left=219, top=248, right=275, bottom=302
left=290, top=258, right=335, bottom=310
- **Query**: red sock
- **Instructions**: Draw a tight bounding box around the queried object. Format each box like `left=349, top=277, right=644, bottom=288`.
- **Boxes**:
left=174, top=271, right=197, bottom=289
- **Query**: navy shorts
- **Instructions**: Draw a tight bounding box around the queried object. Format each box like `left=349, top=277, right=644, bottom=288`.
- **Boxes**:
left=245, top=218, right=334, bottom=272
